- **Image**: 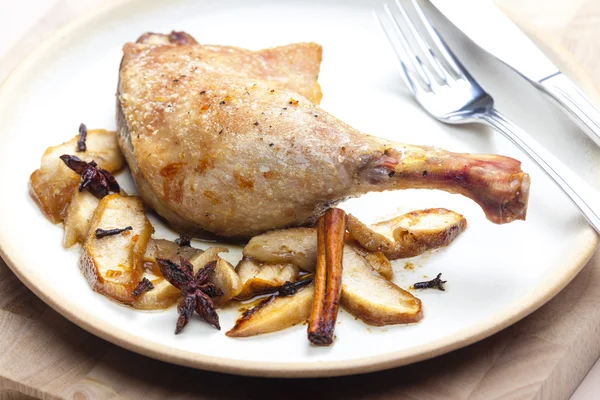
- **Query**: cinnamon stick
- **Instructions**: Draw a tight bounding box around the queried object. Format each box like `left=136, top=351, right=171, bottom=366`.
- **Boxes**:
left=307, top=208, right=346, bottom=345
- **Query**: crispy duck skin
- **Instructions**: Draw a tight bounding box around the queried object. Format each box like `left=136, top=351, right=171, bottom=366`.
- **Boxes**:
left=117, top=32, right=530, bottom=239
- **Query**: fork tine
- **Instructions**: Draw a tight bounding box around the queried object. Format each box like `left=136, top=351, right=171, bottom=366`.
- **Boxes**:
left=373, top=10, right=419, bottom=94
left=410, top=0, right=463, bottom=78
left=392, top=0, right=447, bottom=84
left=383, top=3, right=432, bottom=89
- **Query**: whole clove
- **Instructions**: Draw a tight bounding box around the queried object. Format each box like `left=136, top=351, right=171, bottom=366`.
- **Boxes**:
left=413, top=273, right=447, bottom=291
left=94, top=226, right=132, bottom=239
left=278, top=277, right=313, bottom=296
left=175, top=234, right=192, bottom=247
left=77, top=123, right=88, bottom=152
left=132, top=277, right=154, bottom=297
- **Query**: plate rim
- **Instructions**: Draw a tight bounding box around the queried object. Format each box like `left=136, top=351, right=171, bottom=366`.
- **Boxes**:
left=0, top=0, right=598, bottom=378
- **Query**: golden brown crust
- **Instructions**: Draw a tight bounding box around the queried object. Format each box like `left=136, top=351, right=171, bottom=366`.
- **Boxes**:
left=390, top=208, right=468, bottom=248
left=62, top=190, right=100, bottom=248
left=235, top=257, right=299, bottom=300
left=80, top=195, right=153, bottom=303
left=226, top=284, right=315, bottom=338
left=339, top=247, right=422, bottom=326
left=340, top=293, right=422, bottom=326
left=30, top=130, right=124, bottom=223
left=243, top=228, right=318, bottom=271
left=117, top=31, right=528, bottom=239
left=347, top=209, right=467, bottom=260
left=350, top=244, right=393, bottom=280
left=347, top=215, right=425, bottom=259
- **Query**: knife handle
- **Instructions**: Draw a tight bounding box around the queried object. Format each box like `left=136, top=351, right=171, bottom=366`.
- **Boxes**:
left=540, top=73, right=600, bottom=147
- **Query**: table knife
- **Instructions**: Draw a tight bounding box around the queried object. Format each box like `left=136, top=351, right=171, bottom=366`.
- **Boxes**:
left=429, top=0, right=600, bottom=147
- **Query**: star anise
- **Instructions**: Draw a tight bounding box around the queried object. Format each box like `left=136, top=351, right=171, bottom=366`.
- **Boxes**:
left=60, top=155, right=120, bottom=199
left=156, top=257, right=223, bottom=333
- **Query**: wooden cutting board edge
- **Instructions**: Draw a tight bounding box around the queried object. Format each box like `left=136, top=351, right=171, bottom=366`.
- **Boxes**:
left=1, top=0, right=600, bottom=399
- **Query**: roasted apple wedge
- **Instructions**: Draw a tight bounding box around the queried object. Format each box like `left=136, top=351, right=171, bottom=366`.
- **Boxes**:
left=351, top=245, right=393, bottom=280
left=143, top=238, right=202, bottom=264
left=190, top=248, right=242, bottom=307
left=227, top=245, right=420, bottom=336
left=243, top=227, right=393, bottom=278
left=30, top=129, right=125, bottom=223
left=63, top=190, right=100, bottom=248
left=132, top=239, right=203, bottom=310
left=132, top=267, right=181, bottom=310
left=242, top=228, right=317, bottom=271
left=226, top=283, right=315, bottom=337
left=80, top=194, right=153, bottom=303
left=340, top=246, right=422, bottom=325
left=347, top=209, right=467, bottom=260
left=235, top=257, right=299, bottom=300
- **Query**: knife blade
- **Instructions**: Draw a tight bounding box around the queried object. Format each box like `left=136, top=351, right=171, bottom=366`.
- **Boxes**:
left=428, top=0, right=600, bottom=147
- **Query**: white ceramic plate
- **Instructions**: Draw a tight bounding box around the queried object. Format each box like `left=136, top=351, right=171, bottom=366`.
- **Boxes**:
left=0, top=0, right=597, bottom=377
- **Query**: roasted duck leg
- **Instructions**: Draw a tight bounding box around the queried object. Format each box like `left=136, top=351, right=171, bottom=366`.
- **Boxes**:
left=117, top=32, right=530, bottom=239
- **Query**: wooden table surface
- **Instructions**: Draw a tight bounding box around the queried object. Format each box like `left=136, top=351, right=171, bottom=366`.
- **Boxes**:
left=2, top=0, right=600, bottom=399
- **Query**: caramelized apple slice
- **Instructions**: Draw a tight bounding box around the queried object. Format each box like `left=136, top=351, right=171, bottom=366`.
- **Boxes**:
left=227, top=246, right=420, bottom=337
left=30, top=130, right=125, bottom=223
left=80, top=194, right=153, bottom=303
left=243, top=227, right=393, bottom=278
left=143, top=238, right=202, bottom=264
left=132, top=239, right=203, bottom=310
left=226, top=284, right=315, bottom=337
left=63, top=190, right=100, bottom=248
left=235, top=257, right=299, bottom=300
left=340, top=247, right=422, bottom=325
left=131, top=272, right=181, bottom=310
left=189, top=248, right=242, bottom=307
left=351, top=245, right=393, bottom=280
left=347, top=209, right=467, bottom=260
left=243, top=228, right=317, bottom=271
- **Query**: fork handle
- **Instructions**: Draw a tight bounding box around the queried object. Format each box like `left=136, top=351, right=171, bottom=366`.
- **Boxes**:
left=480, top=110, right=600, bottom=233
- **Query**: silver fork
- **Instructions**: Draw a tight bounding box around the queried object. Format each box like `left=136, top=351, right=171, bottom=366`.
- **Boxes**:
left=375, top=0, right=600, bottom=233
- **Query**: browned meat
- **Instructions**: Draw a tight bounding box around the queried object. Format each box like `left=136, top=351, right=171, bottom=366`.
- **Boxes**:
left=117, top=32, right=529, bottom=239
